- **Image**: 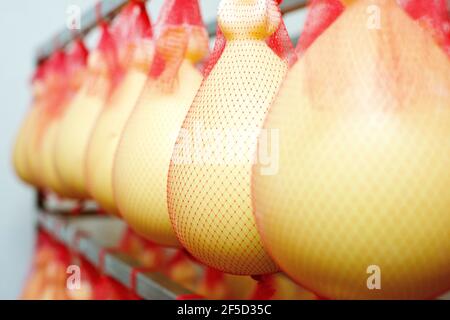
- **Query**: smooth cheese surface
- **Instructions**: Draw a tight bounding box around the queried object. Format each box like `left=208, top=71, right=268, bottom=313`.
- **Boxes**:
left=13, top=105, right=40, bottom=185
left=55, top=79, right=108, bottom=199
left=253, top=0, right=450, bottom=299
left=39, top=119, right=71, bottom=196
left=25, top=103, right=48, bottom=188
left=113, top=60, right=202, bottom=246
left=86, top=69, right=147, bottom=215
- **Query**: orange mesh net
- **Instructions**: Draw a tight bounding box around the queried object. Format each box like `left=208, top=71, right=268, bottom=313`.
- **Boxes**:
left=85, top=1, right=154, bottom=215
left=252, top=0, right=450, bottom=299
left=113, top=0, right=208, bottom=246
left=167, top=0, right=295, bottom=275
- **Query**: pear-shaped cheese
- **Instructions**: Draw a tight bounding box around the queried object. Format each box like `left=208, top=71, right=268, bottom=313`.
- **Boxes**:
left=25, top=101, right=49, bottom=189
left=167, top=0, right=287, bottom=275
left=253, top=0, right=450, bottom=299
left=39, top=116, right=72, bottom=196
left=55, top=72, right=110, bottom=199
left=13, top=104, right=41, bottom=185
left=86, top=68, right=148, bottom=215
left=114, top=61, right=202, bottom=246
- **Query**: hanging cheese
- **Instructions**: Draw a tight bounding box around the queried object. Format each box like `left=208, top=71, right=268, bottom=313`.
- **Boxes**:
left=167, top=0, right=295, bottom=275
left=13, top=62, right=48, bottom=186
left=24, top=50, right=68, bottom=192
left=85, top=1, right=154, bottom=215
left=252, top=0, right=450, bottom=299
left=113, top=0, right=208, bottom=246
left=55, top=22, right=119, bottom=199
left=39, top=40, right=88, bottom=197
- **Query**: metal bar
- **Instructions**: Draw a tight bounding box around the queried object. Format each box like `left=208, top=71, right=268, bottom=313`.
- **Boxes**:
left=206, top=0, right=308, bottom=37
left=280, top=0, right=308, bottom=14
left=37, top=212, right=192, bottom=300
left=36, top=0, right=131, bottom=63
left=36, top=0, right=308, bottom=62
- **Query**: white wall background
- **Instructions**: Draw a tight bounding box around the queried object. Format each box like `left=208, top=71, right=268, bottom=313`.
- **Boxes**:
left=0, top=0, right=305, bottom=299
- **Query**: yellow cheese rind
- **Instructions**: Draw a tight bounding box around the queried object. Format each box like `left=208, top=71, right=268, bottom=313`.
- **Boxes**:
left=253, top=1, right=450, bottom=299
left=114, top=61, right=202, bottom=246
left=168, top=41, right=287, bottom=275
left=39, top=119, right=71, bottom=196
left=13, top=106, right=40, bottom=185
left=86, top=69, right=147, bottom=215
left=55, top=82, right=108, bottom=199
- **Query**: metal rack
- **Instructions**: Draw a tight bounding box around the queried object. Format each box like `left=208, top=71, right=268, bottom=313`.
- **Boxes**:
left=36, top=206, right=450, bottom=301
left=37, top=211, right=193, bottom=300
left=35, top=0, right=307, bottom=62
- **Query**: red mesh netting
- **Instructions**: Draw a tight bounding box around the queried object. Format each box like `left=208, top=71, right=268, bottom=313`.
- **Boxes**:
left=37, top=49, right=68, bottom=121
left=167, top=0, right=296, bottom=275
left=399, top=0, right=450, bottom=55
left=53, top=22, right=120, bottom=200
left=85, top=1, right=154, bottom=215
left=31, top=61, right=48, bottom=86
left=204, top=0, right=295, bottom=78
left=94, top=21, right=122, bottom=93
left=149, top=0, right=209, bottom=83
left=36, top=43, right=87, bottom=127
left=93, top=276, right=134, bottom=300
left=24, top=47, right=74, bottom=193
left=22, top=231, right=71, bottom=300
left=112, top=0, right=208, bottom=246
left=296, top=0, right=344, bottom=55
left=111, top=0, right=153, bottom=69
left=203, top=25, right=226, bottom=78
left=35, top=41, right=89, bottom=197
left=65, top=38, right=89, bottom=92
left=252, top=0, right=450, bottom=299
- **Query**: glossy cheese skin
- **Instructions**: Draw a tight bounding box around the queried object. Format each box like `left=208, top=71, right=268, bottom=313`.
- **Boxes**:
left=167, top=0, right=287, bottom=275
left=13, top=104, right=41, bottom=185
left=86, top=69, right=148, bottom=215
left=113, top=60, right=202, bottom=246
left=39, top=117, right=71, bottom=196
left=24, top=102, right=47, bottom=189
left=253, top=0, right=450, bottom=299
left=55, top=75, right=110, bottom=199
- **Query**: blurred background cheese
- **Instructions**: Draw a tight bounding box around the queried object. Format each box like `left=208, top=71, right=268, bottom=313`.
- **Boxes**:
left=12, top=63, right=48, bottom=186
left=85, top=1, right=154, bottom=215
left=55, top=23, right=118, bottom=199
left=113, top=0, right=209, bottom=247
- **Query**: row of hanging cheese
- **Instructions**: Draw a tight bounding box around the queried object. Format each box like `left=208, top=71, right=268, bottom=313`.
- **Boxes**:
left=16, top=0, right=313, bottom=301
left=13, top=0, right=450, bottom=300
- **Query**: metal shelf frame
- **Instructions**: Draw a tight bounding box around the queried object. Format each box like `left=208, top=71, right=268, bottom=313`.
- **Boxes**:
left=35, top=0, right=307, bottom=62
left=37, top=212, right=192, bottom=300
